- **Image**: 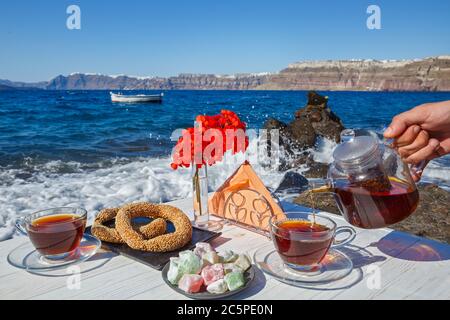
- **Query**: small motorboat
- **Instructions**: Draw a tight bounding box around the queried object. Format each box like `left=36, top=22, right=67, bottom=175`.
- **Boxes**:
left=110, top=92, right=163, bottom=103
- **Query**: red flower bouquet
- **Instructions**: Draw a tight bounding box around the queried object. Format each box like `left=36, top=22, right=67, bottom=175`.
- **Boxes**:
left=170, top=110, right=249, bottom=229
left=171, top=110, right=249, bottom=170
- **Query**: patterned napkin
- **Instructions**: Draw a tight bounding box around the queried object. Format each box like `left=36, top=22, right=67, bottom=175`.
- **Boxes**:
left=208, top=161, right=285, bottom=233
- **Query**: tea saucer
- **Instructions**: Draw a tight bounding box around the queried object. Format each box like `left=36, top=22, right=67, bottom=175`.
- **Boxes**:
left=8, top=234, right=101, bottom=274
left=253, top=244, right=353, bottom=286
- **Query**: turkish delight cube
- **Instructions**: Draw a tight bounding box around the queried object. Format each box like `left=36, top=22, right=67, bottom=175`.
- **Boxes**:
left=234, top=254, right=252, bottom=271
left=178, top=250, right=202, bottom=275
left=167, top=257, right=183, bottom=285
left=178, top=274, right=204, bottom=293
left=224, top=272, right=245, bottom=291
left=206, top=279, right=228, bottom=294
left=223, top=263, right=243, bottom=274
left=202, top=251, right=220, bottom=266
left=201, top=263, right=224, bottom=286
left=219, top=250, right=238, bottom=263
left=193, top=242, right=214, bottom=257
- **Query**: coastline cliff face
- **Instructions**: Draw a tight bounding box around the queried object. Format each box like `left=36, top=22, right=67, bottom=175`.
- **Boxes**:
left=45, top=73, right=270, bottom=90
left=8, top=56, right=450, bottom=91
left=261, top=56, right=450, bottom=91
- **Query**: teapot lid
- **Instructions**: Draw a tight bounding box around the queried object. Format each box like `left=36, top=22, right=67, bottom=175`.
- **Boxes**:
left=333, top=135, right=379, bottom=165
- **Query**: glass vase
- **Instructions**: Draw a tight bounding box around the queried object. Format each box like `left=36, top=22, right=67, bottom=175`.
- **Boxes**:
left=192, top=165, right=209, bottom=227
left=192, top=165, right=221, bottom=231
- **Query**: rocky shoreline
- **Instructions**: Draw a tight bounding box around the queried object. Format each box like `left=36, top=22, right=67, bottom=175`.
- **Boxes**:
left=3, top=56, right=450, bottom=91
left=294, top=183, right=450, bottom=244
left=263, top=91, right=342, bottom=177
left=269, top=91, right=450, bottom=244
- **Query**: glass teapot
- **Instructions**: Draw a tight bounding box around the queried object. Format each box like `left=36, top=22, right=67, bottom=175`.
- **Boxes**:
left=311, top=129, right=421, bottom=229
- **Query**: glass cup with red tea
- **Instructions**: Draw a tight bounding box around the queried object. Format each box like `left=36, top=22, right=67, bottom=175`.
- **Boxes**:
left=15, top=207, right=87, bottom=262
left=269, top=212, right=355, bottom=273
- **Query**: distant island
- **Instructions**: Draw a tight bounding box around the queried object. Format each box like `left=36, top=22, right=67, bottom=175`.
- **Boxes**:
left=2, top=56, right=450, bottom=91
left=0, top=83, right=43, bottom=91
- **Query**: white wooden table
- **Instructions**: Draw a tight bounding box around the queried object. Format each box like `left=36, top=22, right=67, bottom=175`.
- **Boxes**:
left=1, top=198, right=449, bottom=300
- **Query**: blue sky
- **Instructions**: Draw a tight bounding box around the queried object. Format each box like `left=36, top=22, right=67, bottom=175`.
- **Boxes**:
left=1, top=0, right=449, bottom=82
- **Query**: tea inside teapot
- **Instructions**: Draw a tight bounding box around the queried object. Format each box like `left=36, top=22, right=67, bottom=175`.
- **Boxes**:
left=331, top=176, right=419, bottom=229
left=310, top=130, right=420, bottom=229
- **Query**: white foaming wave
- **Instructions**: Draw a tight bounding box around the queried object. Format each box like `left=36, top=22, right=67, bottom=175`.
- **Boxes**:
left=0, top=157, right=192, bottom=241
left=0, top=139, right=284, bottom=241
left=1, top=137, right=448, bottom=241
left=421, top=160, right=450, bottom=190
left=310, top=137, right=337, bottom=164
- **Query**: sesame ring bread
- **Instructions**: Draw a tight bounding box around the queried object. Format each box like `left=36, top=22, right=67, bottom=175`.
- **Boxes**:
left=91, top=207, right=167, bottom=244
left=115, top=202, right=192, bottom=252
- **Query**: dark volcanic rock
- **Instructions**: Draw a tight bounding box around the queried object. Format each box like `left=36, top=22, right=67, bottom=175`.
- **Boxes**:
left=295, top=188, right=338, bottom=214
left=289, top=119, right=316, bottom=148
left=262, top=118, right=294, bottom=166
left=264, top=118, right=291, bottom=144
left=294, top=92, right=344, bottom=142
left=263, top=91, right=344, bottom=172
left=264, top=118, right=288, bottom=131
left=274, top=172, right=309, bottom=194
left=294, top=183, right=450, bottom=244
left=302, top=162, right=329, bottom=178
left=286, top=154, right=330, bottom=178
left=265, top=91, right=344, bottom=149
left=393, top=184, right=450, bottom=243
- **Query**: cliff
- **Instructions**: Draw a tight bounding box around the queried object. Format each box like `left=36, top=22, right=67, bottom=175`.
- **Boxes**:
left=0, top=84, right=43, bottom=91
left=6, top=56, right=450, bottom=91
left=260, top=56, right=450, bottom=91
left=0, top=79, right=47, bottom=90
left=45, top=73, right=270, bottom=90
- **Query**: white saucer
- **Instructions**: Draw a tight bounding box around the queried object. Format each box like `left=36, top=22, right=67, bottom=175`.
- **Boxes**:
left=254, top=243, right=353, bottom=286
left=8, top=234, right=103, bottom=276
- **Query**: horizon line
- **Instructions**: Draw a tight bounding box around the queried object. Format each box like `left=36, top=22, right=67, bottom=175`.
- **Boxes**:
left=2, top=55, right=450, bottom=84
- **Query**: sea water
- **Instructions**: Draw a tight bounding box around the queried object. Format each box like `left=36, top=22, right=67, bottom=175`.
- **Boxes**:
left=0, top=90, right=449, bottom=240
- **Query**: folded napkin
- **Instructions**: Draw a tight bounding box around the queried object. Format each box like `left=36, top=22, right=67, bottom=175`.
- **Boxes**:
left=209, top=161, right=285, bottom=232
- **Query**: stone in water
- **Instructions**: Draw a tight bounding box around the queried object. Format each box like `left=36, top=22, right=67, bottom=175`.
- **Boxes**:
left=178, top=274, right=204, bottom=293
left=206, top=279, right=228, bottom=294
left=224, top=272, right=245, bottom=291
left=201, top=263, right=224, bottom=286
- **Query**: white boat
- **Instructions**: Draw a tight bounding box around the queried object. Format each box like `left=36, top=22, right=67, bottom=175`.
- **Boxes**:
left=110, top=92, right=163, bottom=103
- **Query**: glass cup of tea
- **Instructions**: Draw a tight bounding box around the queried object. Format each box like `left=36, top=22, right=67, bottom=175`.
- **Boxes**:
left=15, top=207, right=87, bottom=261
left=269, top=212, right=355, bottom=273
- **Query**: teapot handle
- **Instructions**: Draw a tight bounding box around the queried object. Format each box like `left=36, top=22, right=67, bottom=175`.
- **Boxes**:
left=381, top=126, right=427, bottom=180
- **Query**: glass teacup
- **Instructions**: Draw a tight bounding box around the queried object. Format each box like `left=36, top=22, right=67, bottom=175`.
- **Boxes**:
left=269, top=212, right=355, bottom=272
left=15, top=207, right=87, bottom=261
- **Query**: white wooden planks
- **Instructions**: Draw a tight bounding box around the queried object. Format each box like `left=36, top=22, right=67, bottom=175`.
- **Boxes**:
left=0, top=197, right=448, bottom=300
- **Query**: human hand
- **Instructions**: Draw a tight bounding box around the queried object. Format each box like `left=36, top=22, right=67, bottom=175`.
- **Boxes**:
left=384, top=100, right=450, bottom=180
left=384, top=100, right=450, bottom=162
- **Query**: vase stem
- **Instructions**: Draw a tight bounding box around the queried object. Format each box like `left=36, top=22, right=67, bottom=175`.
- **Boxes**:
left=192, top=165, right=209, bottom=227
